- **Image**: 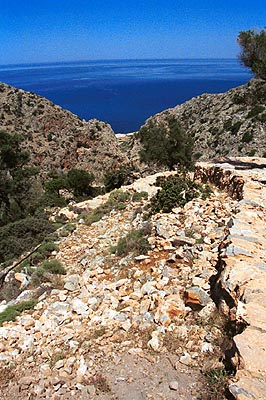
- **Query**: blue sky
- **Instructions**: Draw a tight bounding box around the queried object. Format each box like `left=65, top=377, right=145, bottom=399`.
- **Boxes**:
left=0, top=0, right=265, bottom=64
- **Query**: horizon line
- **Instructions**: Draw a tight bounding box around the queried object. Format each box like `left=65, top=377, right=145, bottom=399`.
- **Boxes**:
left=0, top=57, right=239, bottom=67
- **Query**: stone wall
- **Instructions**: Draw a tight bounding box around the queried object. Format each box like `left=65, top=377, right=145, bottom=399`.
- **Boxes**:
left=195, top=158, right=266, bottom=400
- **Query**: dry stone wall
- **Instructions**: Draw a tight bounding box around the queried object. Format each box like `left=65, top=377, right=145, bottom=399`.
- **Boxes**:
left=196, top=157, right=266, bottom=400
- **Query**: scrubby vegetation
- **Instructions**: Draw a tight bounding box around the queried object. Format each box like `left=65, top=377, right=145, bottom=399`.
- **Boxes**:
left=149, top=173, right=212, bottom=214
left=137, top=116, right=194, bottom=170
left=0, top=300, right=36, bottom=326
left=0, top=216, right=54, bottom=264
left=0, top=130, right=39, bottom=226
left=111, top=227, right=151, bottom=256
left=0, top=130, right=103, bottom=266
left=83, top=189, right=148, bottom=225
left=103, top=165, right=134, bottom=192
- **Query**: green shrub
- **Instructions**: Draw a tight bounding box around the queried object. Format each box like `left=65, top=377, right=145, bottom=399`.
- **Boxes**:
left=40, top=259, right=66, bottom=275
left=132, top=191, right=148, bottom=202
left=231, top=121, right=242, bottom=134
left=104, top=166, right=133, bottom=192
left=248, top=149, right=256, bottom=156
left=232, top=94, right=244, bottom=104
left=112, top=228, right=150, bottom=256
left=67, top=169, right=95, bottom=196
left=223, top=120, right=232, bottom=131
left=0, top=300, right=36, bottom=326
left=247, top=105, right=265, bottom=119
left=0, top=216, right=54, bottom=263
left=38, top=192, right=68, bottom=208
left=109, top=189, right=131, bottom=203
left=84, top=190, right=132, bottom=225
left=242, top=131, right=254, bottom=143
left=149, top=174, right=212, bottom=214
left=29, top=251, right=45, bottom=266
left=30, top=267, right=46, bottom=285
left=137, top=116, right=194, bottom=170
left=38, top=242, right=59, bottom=256
left=258, top=112, right=266, bottom=122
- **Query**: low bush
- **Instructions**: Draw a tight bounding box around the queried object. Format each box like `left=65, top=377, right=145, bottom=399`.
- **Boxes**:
left=231, top=121, right=242, bottom=134
left=149, top=174, right=212, bottom=214
left=247, top=105, right=265, bottom=119
left=132, top=191, right=148, bottom=202
left=242, top=131, right=254, bottom=143
left=0, top=216, right=54, bottom=264
left=112, top=228, right=150, bottom=256
left=104, top=165, right=133, bottom=192
left=38, top=242, right=59, bottom=256
left=40, top=259, right=66, bottom=275
left=0, top=300, right=36, bottom=326
left=203, top=367, right=231, bottom=400
left=84, top=190, right=132, bottom=225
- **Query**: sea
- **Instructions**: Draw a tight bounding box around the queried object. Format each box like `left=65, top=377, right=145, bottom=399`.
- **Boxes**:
left=0, top=59, right=252, bottom=133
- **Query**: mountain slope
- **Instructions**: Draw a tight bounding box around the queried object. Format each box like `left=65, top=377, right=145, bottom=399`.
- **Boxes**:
left=0, top=82, right=128, bottom=181
left=128, top=78, right=266, bottom=161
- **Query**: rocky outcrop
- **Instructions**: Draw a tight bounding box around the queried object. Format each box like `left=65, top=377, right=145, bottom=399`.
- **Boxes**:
left=195, top=157, right=266, bottom=399
left=134, top=79, right=266, bottom=161
left=0, top=82, right=129, bottom=181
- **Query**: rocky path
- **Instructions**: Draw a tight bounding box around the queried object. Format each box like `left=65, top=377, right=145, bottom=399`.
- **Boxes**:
left=0, top=171, right=236, bottom=399
left=1, top=158, right=265, bottom=400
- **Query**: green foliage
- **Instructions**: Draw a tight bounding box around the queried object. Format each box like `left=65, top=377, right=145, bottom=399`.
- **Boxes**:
left=104, top=165, right=132, bottom=192
left=0, top=130, right=39, bottom=226
left=258, top=112, right=266, bottom=122
left=83, top=189, right=132, bottom=225
left=248, top=149, right=256, bottom=156
left=40, top=259, right=66, bottom=275
left=0, top=300, right=36, bottom=326
left=67, top=168, right=95, bottom=196
left=203, top=367, right=230, bottom=400
left=238, top=29, right=266, bottom=79
left=231, top=121, right=242, bottom=134
left=0, top=216, right=54, bottom=264
left=242, top=131, right=254, bottom=143
left=45, top=168, right=95, bottom=200
left=149, top=174, right=212, bottom=214
left=38, top=192, right=68, bottom=208
left=223, top=120, right=242, bottom=134
left=108, top=189, right=131, bottom=203
left=247, top=105, right=265, bottom=118
left=132, top=191, right=148, bottom=202
left=137, top=116, right=194, bottom=170
left=112, top=228, right=150, bottom=256
left=37, top=242, right=59, bottom=259
left=45, top=177, right=68, bottom=196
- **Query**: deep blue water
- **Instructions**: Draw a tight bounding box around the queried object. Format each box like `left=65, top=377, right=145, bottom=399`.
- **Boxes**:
left=0, top=59, right=252, bottom=133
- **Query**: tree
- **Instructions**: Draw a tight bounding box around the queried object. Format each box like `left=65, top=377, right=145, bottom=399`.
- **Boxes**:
left=237, top=29, right=266, bottom=79
left=137, top=116, right=194, bottom=170
left=66, top=168, right=95, bottom=196
left=104, top=165, right=133, bottom=192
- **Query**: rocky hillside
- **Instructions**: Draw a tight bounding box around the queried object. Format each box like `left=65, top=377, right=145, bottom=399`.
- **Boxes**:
left=124, top=78, right=266, bottom=162
left=0, top=157, right=265, bottom=399
left=0, top=171, right=235, bottom=400
left=0, top=82, right=128, bottom=181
